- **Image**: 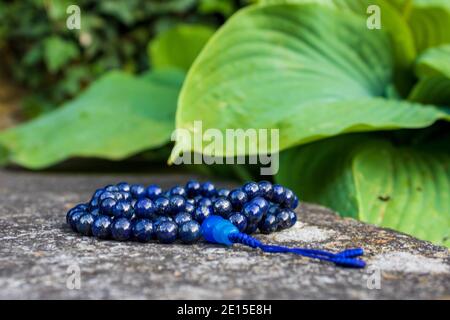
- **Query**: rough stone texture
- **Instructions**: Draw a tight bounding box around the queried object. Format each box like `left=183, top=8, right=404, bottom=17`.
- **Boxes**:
left=0, top=170, right=449, bottom=300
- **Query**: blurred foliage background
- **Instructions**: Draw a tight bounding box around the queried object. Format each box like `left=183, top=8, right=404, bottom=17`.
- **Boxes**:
left=0, top=0, right=246, bottom=121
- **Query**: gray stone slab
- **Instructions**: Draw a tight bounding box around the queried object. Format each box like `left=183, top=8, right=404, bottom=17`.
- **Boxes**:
left=0, top=170, right=448, bottom=299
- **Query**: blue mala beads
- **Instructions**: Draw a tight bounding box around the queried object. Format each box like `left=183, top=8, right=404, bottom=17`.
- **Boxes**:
left=65, top=180, right=366, bottom=268
left=66, top=180, right=299, bottom=244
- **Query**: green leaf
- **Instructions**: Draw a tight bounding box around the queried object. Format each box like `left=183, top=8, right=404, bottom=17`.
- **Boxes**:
left=173, top=3, right=449, bottom=160
left=277, top=134, right=450, bottom=247
left=148, top=24, right=216, bottom=72
left=415, top=44, right=450, bottom=79
left=408, top=76, right=450, bottom=106
left=407, top=0, right=450, bottom=53
left=44, top=36, right=79, bottom=73
left=0, top=70, right=183, bottom=169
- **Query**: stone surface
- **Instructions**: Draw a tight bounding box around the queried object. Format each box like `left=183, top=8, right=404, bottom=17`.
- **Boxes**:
left=0, top=170, right=449, bottom=299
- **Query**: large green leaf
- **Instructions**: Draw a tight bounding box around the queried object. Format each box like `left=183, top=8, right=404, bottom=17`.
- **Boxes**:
left=277, top=134, right=450, bottom=247
left=173, top=3, right=449, bottom=160
left=0, top=70, right=184, bottom=169
left=407, top=0, right=450, bottom=53
left=409, top=76, right=450, bottom=106
left=148, top=24, right=216, bottom=72
left=415, top=44, right=450, bottom=79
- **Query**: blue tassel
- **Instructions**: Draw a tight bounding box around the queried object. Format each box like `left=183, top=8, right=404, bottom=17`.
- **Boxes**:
left=202, top=215, right=366, bottom=268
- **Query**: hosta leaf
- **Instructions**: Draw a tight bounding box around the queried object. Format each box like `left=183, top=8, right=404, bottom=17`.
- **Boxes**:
left=415, top=44, right=450, bottom=79
left=277, top=134, right=450, bottom=247
left=148, top=24, right=215, bottom=72
left=174, top=3, right=449, bottom=160
left=407, top=0, right=450, bottom=53
left=408, top=76, right=450, bottom=106
left=0, top=70, right=183, bottom=169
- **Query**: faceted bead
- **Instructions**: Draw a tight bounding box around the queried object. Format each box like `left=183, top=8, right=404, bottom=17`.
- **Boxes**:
left=179, top=221, right=201, bottom=244
left=111, top=218, right=132, bottom=241
left=156, top=221, right=178, bottom=244
left=228, top=189, right=248, bottom=210
left=258, top=214, right=278, bottom=234
left=193, top=205, right=212, bottom=223
left=242, top=182, right=260, bottom=199
left=134, top=198, right=156, bottom=219
left=92, top=215, right=112, bottom=239
left=185, top=180, right=201, bottom=197
left=213, top=197, right=233, bottom=218
left=228, top=213, right=248, bottom=232
left=76, top=213, right=95, bottom=236
left=132, top=219, right=154, bottom=242
left=174, top=212, right=192, bottom=226
left=146, top=184, right=162, bottom=200
left=154, top=196, right=171, bottom=216
left=169, top=195, right=186, bottom=214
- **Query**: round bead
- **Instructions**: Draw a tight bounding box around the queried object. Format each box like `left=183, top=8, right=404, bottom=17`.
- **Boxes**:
left=169, top=195, right=186, bottom=214
left=169, top=186, right=187, bottom=197
left=185, top=180, right=201, bottom=197
left=89, top=197, right=100, bottom=210
left=120, top=191, right=132, bottom=201
left=111, top=218, right=132, bottom=241
left=242, top=202, right=263, bottom=224
left=92, top=215, right=112, bottom=239
left=90, top=208, right=100, bottom=216
left=258, top=214, right=278, bottom=234
left=92, top=188, right=105, bottom=199
left=146, top=184, right=162, bottom=200
left=276, top=209, right=293, bottom=230
left=130, top=184, right=146, bottom=199
left=66, top=205, right=85, bottom=224
left=193, top=205, right=212, bottom=223
left=132, top=219, right=154, bottom=242
left=112, top=201, right=134, bottom=219
left=117, top=182, right=130, bottom=192
left=184, top=202, right=195, bottom=215
left=179, top=221, right=201, bottom=244
left=291, top=195, right=299, bottom=210
left=250, top=197, right=269, bottom=215
left=287, top=209, right=297, bottom=227
left=282, top=188, right=295, bottom=208
left=153, top=216, right=174, bottom=229
left=76, top=213, right=95, bottom=236
left=267, top=204, right=279, bottom=216
left=174, top=212, right=192, bottom=226
left=197, top=197, right=213, bottom=207
left=99, top=191, right=116, bottom=202
left=68, top=210, right=85, bottom=231
left=200, top=182, right=216, bottom=197
left=213, top=197, right=233, bottom=217
left=258, top=181, right=273, bottom=199
left=99, top=198, right=117, bottom=215
left=228, top=213, right=248, bottom=232
left=156, top=221, right=178, bottom=244
left=154, top=196, right=171, bottom=216
left=134, top=198, right=156, bottom=219
left=242, top=182, right=260, bottom=199
left=272, top=184, right=286, bottom=204
left=217, top=188, right=230, bottom=198
left=228, top=189, right=248, bottom=209
left=105, top=185, right=119, bottom=192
